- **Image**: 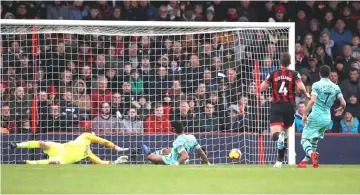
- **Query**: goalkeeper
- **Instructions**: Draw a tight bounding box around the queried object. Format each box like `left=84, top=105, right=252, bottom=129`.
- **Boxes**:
left=142, top=121, right=211, bottom=165
left=9, top=132, right=129, bottom=165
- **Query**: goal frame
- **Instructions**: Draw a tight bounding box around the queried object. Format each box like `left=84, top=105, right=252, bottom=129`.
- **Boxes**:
left=0, top=19, right=296, bottom=165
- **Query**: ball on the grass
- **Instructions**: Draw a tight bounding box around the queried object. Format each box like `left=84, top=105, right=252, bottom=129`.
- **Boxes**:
left=229, top=149, right=242, bottom=161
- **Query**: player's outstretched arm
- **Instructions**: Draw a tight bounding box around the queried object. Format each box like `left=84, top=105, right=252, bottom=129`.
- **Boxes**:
left=88, top=152, right=113, bottom=164
left=196, top=147, right=212, bottom=165
left=173, top=150, right=189, bottom=166
left=85, top=132, right=129, bottom=152
left=87, top=152, right=128, bottom=164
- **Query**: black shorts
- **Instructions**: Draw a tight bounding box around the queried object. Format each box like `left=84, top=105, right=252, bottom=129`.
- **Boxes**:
left=270, top=102, right=295, bottom=129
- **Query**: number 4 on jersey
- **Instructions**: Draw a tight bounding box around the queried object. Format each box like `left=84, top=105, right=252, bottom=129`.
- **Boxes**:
left=278, top=81, right=288, bottom=96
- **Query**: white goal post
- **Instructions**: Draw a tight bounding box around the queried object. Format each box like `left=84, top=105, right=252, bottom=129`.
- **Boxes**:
left=0, top=19, right=295, bottom=165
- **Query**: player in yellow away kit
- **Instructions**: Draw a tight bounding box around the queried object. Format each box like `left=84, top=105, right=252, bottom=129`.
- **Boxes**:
left=9, top=132, right=129, bottom=165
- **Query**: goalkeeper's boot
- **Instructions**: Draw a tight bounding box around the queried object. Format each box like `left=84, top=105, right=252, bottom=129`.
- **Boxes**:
left=9, top=142, right=17, bottom=150
left=114, top=156, right=129, bottom=164
left=277, top=131, right=286, bottom=150
left=273, top=161, right=283, bottom=168
left=142, top=144, right=151, bottom=156
left=311, top=152, right=319, bottom=168
left=296, top=161, right=308, bottom=168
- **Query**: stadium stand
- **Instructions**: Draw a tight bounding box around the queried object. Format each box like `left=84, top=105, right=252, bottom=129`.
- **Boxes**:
left=1, top=1, right=359, bottom=136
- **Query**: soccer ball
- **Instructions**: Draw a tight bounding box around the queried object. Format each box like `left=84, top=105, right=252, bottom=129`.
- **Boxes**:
left=229, top=149, right=242, bottom=161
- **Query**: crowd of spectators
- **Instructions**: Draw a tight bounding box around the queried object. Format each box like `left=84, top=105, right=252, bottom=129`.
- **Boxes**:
left=1, top=1, right=360, bottom=134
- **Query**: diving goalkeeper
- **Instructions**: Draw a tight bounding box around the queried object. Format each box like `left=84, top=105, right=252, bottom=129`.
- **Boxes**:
left=142, top=121, right=211, bottom=165
left=9, top=132, right=129, bottom=165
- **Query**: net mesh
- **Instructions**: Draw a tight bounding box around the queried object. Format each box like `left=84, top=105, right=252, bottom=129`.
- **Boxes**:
left=1, top=22, right=290, bottom=164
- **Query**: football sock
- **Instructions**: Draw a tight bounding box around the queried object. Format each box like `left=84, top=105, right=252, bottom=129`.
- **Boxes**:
left=300, top=139, right=318, bottom=162
left=310, top=139, right=318, bottom=153
left=301, top=139, right=313, bottom=157
left=277, top=139, right=288, bottom=162
left=272, top=132, right=280, bottom=141
left=16, top=141, right=40, bottom=149
left=302, top=155, right=310, bottom=162
left=26, top=160, right=49, bottom=164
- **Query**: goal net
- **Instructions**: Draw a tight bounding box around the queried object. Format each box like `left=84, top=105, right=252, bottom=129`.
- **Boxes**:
left=0, top=20, right=295, bottom=165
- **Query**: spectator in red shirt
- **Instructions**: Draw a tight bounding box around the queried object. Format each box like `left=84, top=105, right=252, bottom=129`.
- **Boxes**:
left=145, top=103, right=172, bottom=133
left=91, top=76, right=112, bottom=116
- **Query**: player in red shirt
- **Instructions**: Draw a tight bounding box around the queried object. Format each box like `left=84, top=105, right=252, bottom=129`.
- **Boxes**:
left=260, top=53, right=310, bottom=168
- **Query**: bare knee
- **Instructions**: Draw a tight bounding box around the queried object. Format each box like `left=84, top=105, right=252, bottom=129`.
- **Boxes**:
left=49, top=157, right=62, bottom=164
left=146, top=154, right=154, bottom=160
left=48, top=160, right=60, bottom=164
left=39, top=142, right=51, bottom=150
left=270, top=126, right=283, bottom=135
left=162, top=148, right=171, bottom=155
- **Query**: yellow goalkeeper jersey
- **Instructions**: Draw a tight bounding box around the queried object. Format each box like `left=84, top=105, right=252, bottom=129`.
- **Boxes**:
left=61, top=140, right=91, bottom=164
left=44, top=132, right=115, bottom=164
left=45, top=134, right=92, bottom=164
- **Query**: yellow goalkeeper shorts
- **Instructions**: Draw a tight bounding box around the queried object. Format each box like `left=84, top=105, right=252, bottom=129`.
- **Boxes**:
left=43, top=142, right=67, bottom=159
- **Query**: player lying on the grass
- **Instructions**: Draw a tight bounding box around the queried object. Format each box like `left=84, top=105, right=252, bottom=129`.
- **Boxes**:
left=260, top=52, right=310, bottom=168
left=142, top=121, right=211, bottom=165
left=298, top=65, right=346, bottom=168
left=9, top=132, right=129, bottom=165
left=147, top=146, right=207, bottom=164
left=147, top=147, right=187, bottom=164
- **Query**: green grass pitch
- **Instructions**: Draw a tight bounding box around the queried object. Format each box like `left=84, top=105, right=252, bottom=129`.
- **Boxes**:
left=2, top=164, right=360, bottom=194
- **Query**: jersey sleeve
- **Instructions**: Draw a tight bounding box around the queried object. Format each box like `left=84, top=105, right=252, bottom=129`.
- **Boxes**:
left=173, top=138, right=186, bottom=154
left=294, top=71, right=302, bottom=84
left=265, top=72, right=273, bottom=84
left=311, top=83, right=319, bottom=96
left=335, top=85, right=343, bottom=99
left=191, top=136, right=201, bottom=150
left=87, top=151, right=110, bottom=164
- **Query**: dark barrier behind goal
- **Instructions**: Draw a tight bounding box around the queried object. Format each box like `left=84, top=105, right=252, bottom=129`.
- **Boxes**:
left=1, top=134, right=359, bottom=164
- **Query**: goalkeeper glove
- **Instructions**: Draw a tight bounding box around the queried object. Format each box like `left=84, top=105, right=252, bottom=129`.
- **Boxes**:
left=115, top=146, right=129, bottom=152
left=113, top=156, right=129, bottom=164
